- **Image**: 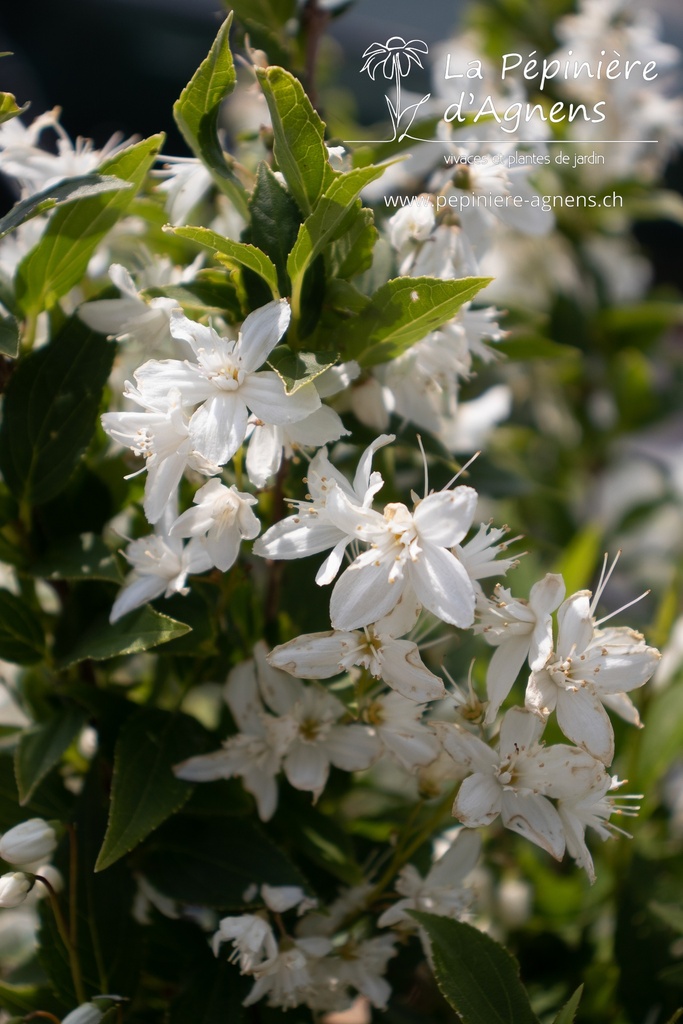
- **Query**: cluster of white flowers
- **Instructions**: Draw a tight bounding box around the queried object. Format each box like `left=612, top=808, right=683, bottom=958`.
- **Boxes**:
left=208, top=834, right=480, bottom=1015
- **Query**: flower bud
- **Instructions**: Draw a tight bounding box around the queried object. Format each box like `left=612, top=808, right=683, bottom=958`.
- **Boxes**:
left=0, top=871, right=32, bottom=908
left=0, top=819, right=57, bottom=865
left=62, top=1004, right=104, bottom=1024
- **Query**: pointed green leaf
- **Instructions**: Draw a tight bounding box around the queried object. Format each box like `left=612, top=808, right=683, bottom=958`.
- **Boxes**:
left=0, top=318, right=116, bottom=505
left=0, top=589, right=46, bottom=665
left=96, top=707, right=209, bottom=871
left=16, top=134, right=163, bottom=316
left=267, top=346, right=338, bottom=394
left=31, top=532, right=123, bottom=584
left=255, top=66, right=330, bottom=216
left=287, top=163, right=390, bottom=293
left=0, top=174, right=132, bottom=240
left=171, top=226, right=279, bottom=297
left=345, top=275, right=492, bottom=367
left=139, top=814, right=307, bottom=909
left=173, top=13, right=249, bottom=220
left=329, top=207, right=378, bottom=279
left=250, top=162, right=302, bottom=294
left=57, top=606, right=191, bottom=668
left=0, top=314, right=19, bottom=357
left=0, top=92, right=28, bottom=125
left=410, top=913, right=540, bottom=1024
left=552, top=986, right=584, bottom=1024
left=15, top=707, right=87, bottom=804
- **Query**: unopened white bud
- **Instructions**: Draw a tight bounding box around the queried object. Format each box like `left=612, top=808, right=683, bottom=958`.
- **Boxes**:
left=0, top=871, right=32, bottom=908
left=62, top=1004, right=104, bottom=1024
left=0, top=818, right=57, bottom=865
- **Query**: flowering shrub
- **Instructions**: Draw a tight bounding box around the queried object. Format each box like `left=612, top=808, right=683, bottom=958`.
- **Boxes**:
left=0, top=1, right=681, bottom=1021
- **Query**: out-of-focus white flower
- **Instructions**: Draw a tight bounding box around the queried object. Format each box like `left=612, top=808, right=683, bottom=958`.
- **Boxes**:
left=212, top=912, right=278, bottom=968
left=0, top=819, right=56, bottom=866
left=0, top=872, right=32, bottom=908
left=154, top=156, right=214, bottom=226
left=378, top=827, right=481, bottom=928
left=79, top=263, right=178, bottom=346
left=62, top=1003, right=105, bottom=1024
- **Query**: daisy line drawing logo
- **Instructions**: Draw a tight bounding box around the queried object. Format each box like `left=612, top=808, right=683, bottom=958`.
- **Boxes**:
left=360, top=36, right=431, bottom=142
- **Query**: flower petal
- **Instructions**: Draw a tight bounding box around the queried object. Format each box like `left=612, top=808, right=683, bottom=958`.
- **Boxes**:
left=413, top=487, right=478, bottom=547
left=555, top=685, right=615, bottom=765
left=408, top=543, right=475, bottom=628
left=500, top=791, right=565, bottom=860
left=454, top=773, right=502, bottom=827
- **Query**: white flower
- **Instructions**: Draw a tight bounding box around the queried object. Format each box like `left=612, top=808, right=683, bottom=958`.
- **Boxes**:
left=261, top=885, right=316, bottom=914
left=475, top=574, right=566, bottom=724
left=268, top=683, right=381, bottom=802
left=363, top=692, right=440, bottom=771
left=245, top=936, right=333, bottom=1009
left=253, top=434, right=394, bottom=583
left=314, top=934, right=397, bottom=1010
left=79, top=264, right=178, bottom=346
left=174, top=655, right=283, bottom=821
left=378, top=827, right=480, bottom=927
left=154, top=156, right=215, bottom=226
left=438, top=707, right=604, bottom=859
left=136, top=300, right=318, bottom=467
left=102, top=385, right=220, bottom=525
left=0, top=819, right=56, bottom=865
left=388, top=200, right=436, bottom=253
left=324, top=482, right=479, bottom=631
left=526, top=591, right=660, bottom=764
left=245, top=405, right=350, bottom=489
left=0, top=872, right=32, bottom=908
left=557, top=773, right=641, bottom=884
left=169, top=479, right=260, bottom=571
left=212, top=913, right=278, bottom=969
left=268, top=600, right=444, bottom=703
left=110, top=530, right=212, bottom=623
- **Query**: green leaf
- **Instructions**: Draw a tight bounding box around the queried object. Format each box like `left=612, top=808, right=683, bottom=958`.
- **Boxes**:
left=57, top=606, right=191, bottom=668
left=15, top=707, right=87, bottom=804
left=171, top=225, right=279, bottom=297
left=287, top=163, right=391, bottom=292
left=95, top=707, right=209, bottom=871
left=0, top=589, right=45, bottom=665
left=329, top=207, right=377, bottom=280
left=255, top=66, right=330, bottom=216
left=16, top=134, right=163, bottom=316
left=650, top=902, right=683, bottom=934
left=410, top=913, right=540, bottom=1024
left=0, top=753, right=73, bottom=831
left=0, top=174, right=132, bottom=240
left=0, top=981, right=61, bottom=1017
left=0, top=91, right=27, bottom=125
left=497, top=334, right=580, bottom=361
left=0, top=314, right=19, bottom=357
left=345, top=276, right=492, bottom=367
left=0, top=318, right=116, bottom=506
left=552, top=986, right=584, bottom=1024
left=173, top=13, right=249, bottom=220
left=31, top=532, right=123, bottom=584
left=267, top=346, right=337, bottom=394
left=663, top=1011, right=683, bottom=1023
left=551, top=525, right=602, bottom=597
left=170, top=959, right=248, bottom=1024
left=139, top=813, right=308, bottom=909
left=38, top=763, right=141, bottom=1004
left=250, top=161, right=302, bottom=294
